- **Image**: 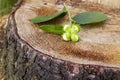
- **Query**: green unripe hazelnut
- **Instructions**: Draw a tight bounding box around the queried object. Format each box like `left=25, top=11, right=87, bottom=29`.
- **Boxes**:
left=71, top=34, right=79, bottom=42
left=62, top=32, right=71, bottom=41
left=62, top=23, right=80, bottom=42
left=63, top=24, right=71, bottom=32
left=71, top=24, right=81, bottom=33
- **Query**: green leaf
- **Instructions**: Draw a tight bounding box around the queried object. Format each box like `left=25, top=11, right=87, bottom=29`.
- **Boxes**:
left=31, top=6, right=67, bottom=23
left=39, top=25, right=64, bottom=35
left=73, top=12, right=107, bottom=25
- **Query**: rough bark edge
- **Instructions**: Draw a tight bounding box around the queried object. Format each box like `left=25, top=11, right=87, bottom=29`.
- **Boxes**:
left=1, top=0, right=120, bottom=80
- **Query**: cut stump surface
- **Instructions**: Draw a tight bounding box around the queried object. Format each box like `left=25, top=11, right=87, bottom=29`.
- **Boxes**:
left=2, top=0, right=120, bottom=80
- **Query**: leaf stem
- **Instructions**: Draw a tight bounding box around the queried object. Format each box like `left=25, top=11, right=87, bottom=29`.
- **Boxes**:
left=64, top=3, right=72, bottom=26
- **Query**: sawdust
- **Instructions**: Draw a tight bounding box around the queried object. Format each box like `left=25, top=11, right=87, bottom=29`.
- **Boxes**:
left=0, top=15, right=8, bottom=43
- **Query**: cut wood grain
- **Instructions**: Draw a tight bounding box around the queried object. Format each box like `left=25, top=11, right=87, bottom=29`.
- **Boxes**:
left=2, top=0, right=120, bottom=80
left=15, top=0, right=120, bottom=68
left=86, top=0, right=120, bottom=8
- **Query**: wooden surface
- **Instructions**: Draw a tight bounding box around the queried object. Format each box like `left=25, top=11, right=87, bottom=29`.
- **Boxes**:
left=86, top=0, right=120, bottom=8
left=2, top=0, right=120, bottom=80
left=14, top=0, right=120, bottom=68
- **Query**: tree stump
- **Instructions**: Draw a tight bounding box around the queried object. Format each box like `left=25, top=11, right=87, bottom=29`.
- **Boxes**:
left=2, top=0, right=120, bottom=80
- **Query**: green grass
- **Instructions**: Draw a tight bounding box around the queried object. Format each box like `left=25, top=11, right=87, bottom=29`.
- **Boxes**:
left=0, top=0, right=18, bottom=16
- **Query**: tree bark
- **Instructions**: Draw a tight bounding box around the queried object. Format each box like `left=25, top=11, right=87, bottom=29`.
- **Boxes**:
left=2, top=0, right=120, bottom=80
